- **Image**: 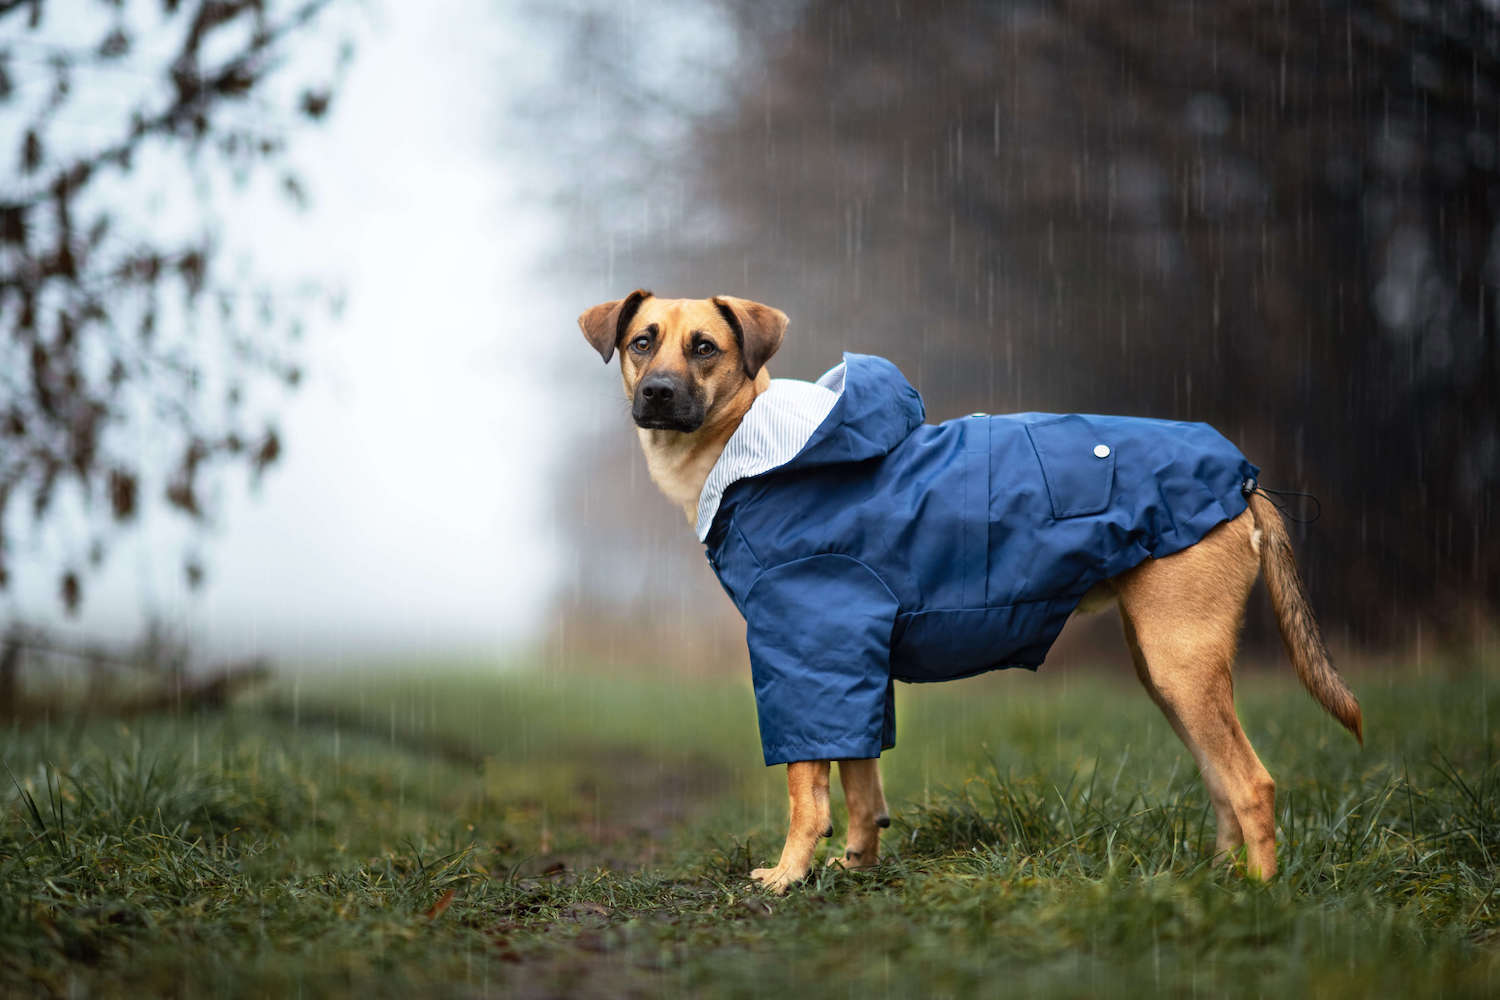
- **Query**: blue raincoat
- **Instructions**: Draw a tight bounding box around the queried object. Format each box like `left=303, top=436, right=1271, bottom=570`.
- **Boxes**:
left=699, top=354, right=1258, bottom=766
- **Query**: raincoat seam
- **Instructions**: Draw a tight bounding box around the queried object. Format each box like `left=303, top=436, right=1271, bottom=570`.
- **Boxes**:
left=896, top=595, right=1087, bottom=617
left=730, top=518, right=764, bottom=572
left=742, top=552, right=902, bottom=621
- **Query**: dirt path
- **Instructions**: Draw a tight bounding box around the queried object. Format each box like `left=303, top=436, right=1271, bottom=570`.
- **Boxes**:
left=554, top=747, right=730, bottom=872
left=259, top=696, right=732, bottom=872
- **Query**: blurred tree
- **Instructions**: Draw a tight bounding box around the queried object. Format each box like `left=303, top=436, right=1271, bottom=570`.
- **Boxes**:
left=0, top=0, right=351, bottom=611
left=546, top=0, right=1500, bottom=657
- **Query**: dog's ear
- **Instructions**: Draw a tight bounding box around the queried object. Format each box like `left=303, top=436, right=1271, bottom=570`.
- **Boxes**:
left=577, top=289, right=652, bottom=364
left=712, top=295, right=788, bottom=378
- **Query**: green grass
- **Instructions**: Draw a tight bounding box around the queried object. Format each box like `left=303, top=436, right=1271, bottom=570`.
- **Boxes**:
left=3, top=659, right=1499, bottom=996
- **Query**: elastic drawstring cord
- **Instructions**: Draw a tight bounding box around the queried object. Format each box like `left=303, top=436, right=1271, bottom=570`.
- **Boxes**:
left=1242, top=477, right=1322, bottom=525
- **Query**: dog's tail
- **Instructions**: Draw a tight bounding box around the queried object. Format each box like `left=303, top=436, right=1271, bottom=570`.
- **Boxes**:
left=1247, top=490, right=1363, bottom=745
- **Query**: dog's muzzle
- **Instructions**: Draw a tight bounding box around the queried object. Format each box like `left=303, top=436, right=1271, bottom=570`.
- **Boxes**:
left=633, top=375, right=704, bottom=431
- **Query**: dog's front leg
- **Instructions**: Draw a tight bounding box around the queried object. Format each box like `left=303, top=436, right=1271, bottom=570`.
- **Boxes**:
left=830, top=757, right=889, bottom=869
left=751, top=760, right=831, bottom=894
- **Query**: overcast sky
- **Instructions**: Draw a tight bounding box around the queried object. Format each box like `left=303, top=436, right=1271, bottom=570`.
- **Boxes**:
left=6, top=1, right=601, bottom=662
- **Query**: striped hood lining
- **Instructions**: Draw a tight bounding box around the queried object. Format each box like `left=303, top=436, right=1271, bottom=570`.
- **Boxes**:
left=694, top=363, right=847, bottom=540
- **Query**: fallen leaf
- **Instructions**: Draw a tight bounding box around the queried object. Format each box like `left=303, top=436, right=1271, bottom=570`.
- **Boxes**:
left=424, top=889, right=456, bottom=921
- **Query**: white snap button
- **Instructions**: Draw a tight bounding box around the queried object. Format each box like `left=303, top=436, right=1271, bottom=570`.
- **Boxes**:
left=1093, top=443, right=1111, bottom=459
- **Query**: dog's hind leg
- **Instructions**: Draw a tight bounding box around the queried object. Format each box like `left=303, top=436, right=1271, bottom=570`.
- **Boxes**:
left=830, top=758, right=890, bottom=869
left=1113, top=511, right=1280, bottom=879
left=1119, top=609, right=1245, bottom=860
left=752, top=760, right=832, bottom=894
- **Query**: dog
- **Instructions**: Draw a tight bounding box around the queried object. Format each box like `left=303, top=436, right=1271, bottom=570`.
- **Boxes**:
left=577, top=290, right=1362, bottom=893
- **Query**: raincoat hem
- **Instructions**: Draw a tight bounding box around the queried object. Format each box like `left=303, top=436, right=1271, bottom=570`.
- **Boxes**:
left=761, top=737, right=891, bottom=767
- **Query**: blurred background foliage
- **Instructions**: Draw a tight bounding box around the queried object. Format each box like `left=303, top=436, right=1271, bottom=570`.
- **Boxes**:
left=0, top=0, right=349, bottom=613
left=543, top=0, right=1500, bottom=667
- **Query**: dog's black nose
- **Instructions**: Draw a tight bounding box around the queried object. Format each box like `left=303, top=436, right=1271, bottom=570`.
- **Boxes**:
left=639, top=378, right=675, bottom=403
left=633, top=374, right=702, bottom=430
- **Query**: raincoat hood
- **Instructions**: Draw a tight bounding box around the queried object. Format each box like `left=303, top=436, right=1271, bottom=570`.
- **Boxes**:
left=694, top=353, right=926, bottom=540
left=785, top=353, right=927, bottom=470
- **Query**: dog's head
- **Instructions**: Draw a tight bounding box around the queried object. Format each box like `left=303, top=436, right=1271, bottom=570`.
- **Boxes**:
left=577, top=291, right=788, bottom=433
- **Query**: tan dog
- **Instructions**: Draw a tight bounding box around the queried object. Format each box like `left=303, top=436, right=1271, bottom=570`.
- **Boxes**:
left=577, top=290, right=1362, bottom=892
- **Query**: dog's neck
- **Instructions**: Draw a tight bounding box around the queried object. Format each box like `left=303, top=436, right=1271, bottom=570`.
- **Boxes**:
left=637, top=369, right=770, bottom=525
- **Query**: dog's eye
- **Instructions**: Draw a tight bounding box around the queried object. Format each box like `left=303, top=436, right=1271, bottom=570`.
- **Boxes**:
left=693, top=341, right=718, bottom=358
left=630, top=335, right=652, bottom=353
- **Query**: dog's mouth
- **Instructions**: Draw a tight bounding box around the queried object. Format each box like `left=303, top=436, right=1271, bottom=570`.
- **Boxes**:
left=632, top=413, right=705, bottom=433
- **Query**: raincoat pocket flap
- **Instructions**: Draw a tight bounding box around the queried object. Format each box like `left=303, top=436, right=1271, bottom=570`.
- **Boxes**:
left=1026, top=415, right=1115, bottom=519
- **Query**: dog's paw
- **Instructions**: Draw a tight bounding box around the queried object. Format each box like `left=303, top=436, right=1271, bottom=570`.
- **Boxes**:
left=750, top=864, right=807, bottom=894
left=826, top=848, right=878, bottom=870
